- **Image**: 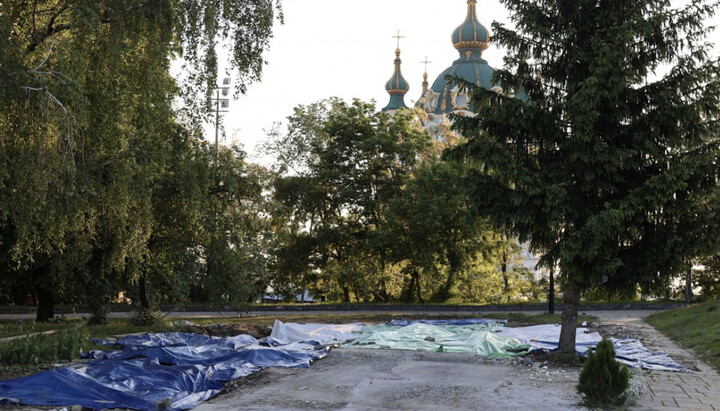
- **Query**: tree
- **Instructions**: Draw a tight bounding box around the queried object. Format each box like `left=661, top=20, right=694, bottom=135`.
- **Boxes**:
left=450, top=0, right=720, bottom=351
left=694, top=256, right=720, bottom=300
left=266, top=99, right=432, bottom=302
left=386, top=160, right=507, bottom=302
left=0, top=0, right=281, bottom=321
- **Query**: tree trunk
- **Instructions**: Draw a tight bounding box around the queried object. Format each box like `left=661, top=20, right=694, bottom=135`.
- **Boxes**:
left=404, top=275, right=415, bottom=303
left=501, top=251, right=509, bottom=291
left=558, top=288, right=580, bottom=353
left=138, top=272, right=150, bottom=310
left=342, top=286, right=350, bottom=303
left=33, top=264, right=54, bottom=322
left=414, top=269, right=424, bottom=303
left=36, top=286, right=54, bottom=322
left=379, top=279, right=388, bottom=302
left=685, top=262, right=693, bottom=303
left=441, top=254, right=459, bottom=301
left=377, top=252, right=389, bottom=302
left=548, top=267, right=555, bottom=314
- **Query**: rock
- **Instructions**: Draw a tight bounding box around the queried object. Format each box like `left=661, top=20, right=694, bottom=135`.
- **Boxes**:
left=424, top=336, right=436, bottom=342
left=156, top=399, right=172, bottom=410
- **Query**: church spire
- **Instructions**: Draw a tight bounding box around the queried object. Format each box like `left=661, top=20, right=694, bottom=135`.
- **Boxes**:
left=382, top=31, right=410, bottom=113
left=421, top=57, right=432, bottom=95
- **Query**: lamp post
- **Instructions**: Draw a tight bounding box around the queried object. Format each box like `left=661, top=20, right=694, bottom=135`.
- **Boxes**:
left=212, top=77, right=231, bottom=160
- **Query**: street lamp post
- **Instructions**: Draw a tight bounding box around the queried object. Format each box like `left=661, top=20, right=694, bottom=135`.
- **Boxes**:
left=212, top=77, right=231, bottom=160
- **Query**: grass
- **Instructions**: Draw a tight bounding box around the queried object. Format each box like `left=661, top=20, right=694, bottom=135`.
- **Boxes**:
left=646, top=299, right=720, bottom=373
left=0, top=319, right=180, bottom=377
left=184, top=312, right=598, bottom=327
left=0, top=318, right=82, bottom=339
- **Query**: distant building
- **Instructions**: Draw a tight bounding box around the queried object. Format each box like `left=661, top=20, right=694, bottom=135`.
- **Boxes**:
left=380, top=0, right=547, bottom=282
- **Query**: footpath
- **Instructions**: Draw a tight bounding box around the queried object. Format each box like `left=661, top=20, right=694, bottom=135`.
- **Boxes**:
left=592, top=311, right=720, bottom=411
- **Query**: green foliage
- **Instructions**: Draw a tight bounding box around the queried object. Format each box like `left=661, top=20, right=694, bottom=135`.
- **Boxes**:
left=263, top=99, right=536, bottom=304
left=695, top=256, right=720, bottom=300
left=0, top=329, right=90, bottom=366
left=266, top=99, right=434, bottom=303
left=0, top=319, right=179, bottom=368
left=647, top=300, right=720, bottom=373
left=449, top=0, right=720, bottom=349
left=577, top=338, right=630, bottom=407
left=0, top=319, right=81, bottom=339
left=129, top=308, right=164, bottom=327
left=0, top=0, right=280, bottom=319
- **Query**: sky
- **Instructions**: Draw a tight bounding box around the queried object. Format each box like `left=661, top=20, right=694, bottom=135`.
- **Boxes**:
left=215, top=0, right=720, bottom=164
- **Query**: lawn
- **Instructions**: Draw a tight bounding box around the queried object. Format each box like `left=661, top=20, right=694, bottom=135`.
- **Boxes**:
left=646, top=299, right=720, bottom=373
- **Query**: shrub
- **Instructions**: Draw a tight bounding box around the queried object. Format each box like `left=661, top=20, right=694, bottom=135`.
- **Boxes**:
left=129, top=308, right=164, bottom=326
left=577, top=338, right=630, bottom=407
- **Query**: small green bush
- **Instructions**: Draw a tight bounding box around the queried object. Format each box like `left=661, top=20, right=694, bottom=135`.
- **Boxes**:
left=130, top=308, right=163, bottom=326
left=577, top=338, right=630, bottom=407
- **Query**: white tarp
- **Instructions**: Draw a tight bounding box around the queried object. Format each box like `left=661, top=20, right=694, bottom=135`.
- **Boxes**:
left=268, top=320, right=364, bottom=345
left=268, top=320, right=689, bottom=371
left=492, top=324, right=603, bottom=352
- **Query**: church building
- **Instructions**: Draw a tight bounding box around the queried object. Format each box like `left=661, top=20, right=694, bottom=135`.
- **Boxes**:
left=382, top=0, right=498, bottom=124
left=380, top=0, right=546, bottom=282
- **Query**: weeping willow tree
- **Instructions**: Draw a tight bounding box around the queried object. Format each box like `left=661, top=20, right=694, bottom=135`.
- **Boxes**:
left=0, top=1, right=281, bottom=321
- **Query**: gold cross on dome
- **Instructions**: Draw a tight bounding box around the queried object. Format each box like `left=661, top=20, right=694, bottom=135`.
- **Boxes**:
left=393, top=30, right=405, bottom=49
left=421, top=57, right=432, bottom=73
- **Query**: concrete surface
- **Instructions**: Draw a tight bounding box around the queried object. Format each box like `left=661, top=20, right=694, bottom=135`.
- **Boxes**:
left=195, top=310, right=720, bottom=411
left=195, top=348, right=585, bottom=411
left=2, top=309, right=718, bottom=410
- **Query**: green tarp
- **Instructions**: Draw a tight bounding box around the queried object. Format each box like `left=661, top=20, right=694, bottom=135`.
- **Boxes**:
left=343, top=323, right=529, bottom=358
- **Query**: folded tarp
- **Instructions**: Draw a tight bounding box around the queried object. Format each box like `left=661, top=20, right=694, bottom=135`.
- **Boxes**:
left=268, top=319, right=364, bottom=345
left=0, top=332, right=326, bottom=410
left=344, top=323, right=530, bottom=358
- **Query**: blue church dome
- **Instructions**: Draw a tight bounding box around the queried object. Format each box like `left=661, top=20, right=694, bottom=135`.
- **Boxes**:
left=417, top=0, right=497, bottom=116
left=382, top=48, right=410, bottom=112
left=452, top=0, right=490, bottom=52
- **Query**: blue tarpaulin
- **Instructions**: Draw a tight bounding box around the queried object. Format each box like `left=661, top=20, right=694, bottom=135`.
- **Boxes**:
left=0, top=332, right=326, bottom=410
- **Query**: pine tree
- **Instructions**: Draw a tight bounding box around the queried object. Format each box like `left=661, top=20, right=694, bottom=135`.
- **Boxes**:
left=577, top=338, right=630, bottom=406
left=450, top=0, right=720, bottom=351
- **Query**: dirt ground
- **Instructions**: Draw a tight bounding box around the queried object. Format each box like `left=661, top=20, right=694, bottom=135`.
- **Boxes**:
left=195, top=348, right=585, bottom=411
